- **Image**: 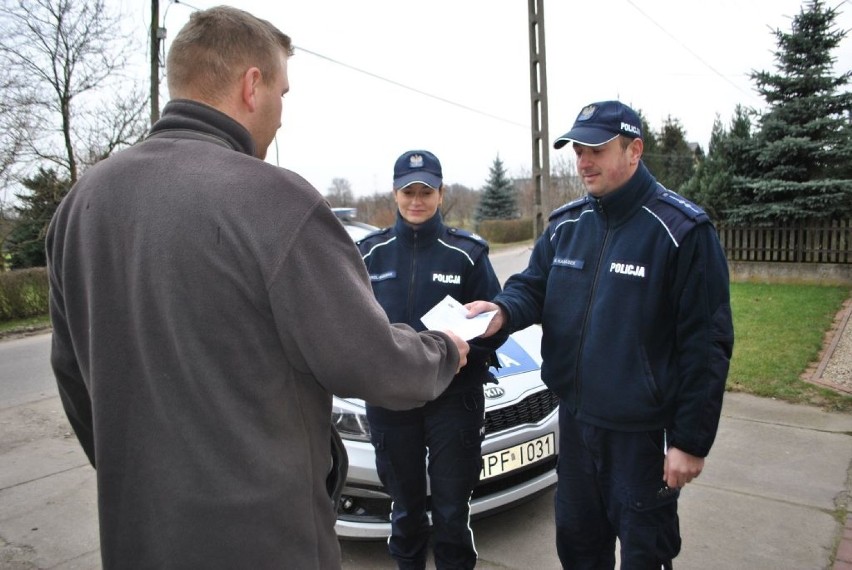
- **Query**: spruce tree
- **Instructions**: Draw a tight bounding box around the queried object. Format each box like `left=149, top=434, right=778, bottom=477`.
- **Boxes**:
left=653, top=116, right=697, bottom=192
left=732, top=0, right=852, bottom=223
left=683, top=106, right=758, bottom=222
left=475, top=156, right=518, bottom=223
left=638, top=115, right=662, bottom=176
left=7, top=167, right=69, bottom=268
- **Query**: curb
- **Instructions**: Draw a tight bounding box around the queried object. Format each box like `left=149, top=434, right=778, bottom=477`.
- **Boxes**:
left=834, top=514, right=852, bottom=570
left=0, top=324, right=52, bottom=341
left=805, top=296, right=852, bottom=395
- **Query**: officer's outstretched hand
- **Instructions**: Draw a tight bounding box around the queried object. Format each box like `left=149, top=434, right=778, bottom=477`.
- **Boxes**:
left=464, top=301, right=505, bottom=338
left=442, top=330, right=469, bottom=373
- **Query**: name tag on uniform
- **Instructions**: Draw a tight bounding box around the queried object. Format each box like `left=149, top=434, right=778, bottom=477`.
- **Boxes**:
left=552, top=257, right=584, bottom=270
left=369, top=271, right=396, bottom=282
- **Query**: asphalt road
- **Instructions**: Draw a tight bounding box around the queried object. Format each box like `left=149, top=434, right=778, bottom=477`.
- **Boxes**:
left=0, top=334, right=57, bottom=408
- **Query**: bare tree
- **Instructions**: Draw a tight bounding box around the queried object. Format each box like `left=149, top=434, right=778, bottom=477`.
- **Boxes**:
left=0, top=0, right=149, bottom=187
left=325, top=177, right=355, bottom=207
left=355, top=192, right=397, bottom=228
left=442, top=183, right=478, bottom=228
left=550, top=154, right=584, bottom=207
left=78, top=90, right=150, bottom=167
left=515, top=155, right=584, bottom=221
left=0, top=69, right=33, bottom=197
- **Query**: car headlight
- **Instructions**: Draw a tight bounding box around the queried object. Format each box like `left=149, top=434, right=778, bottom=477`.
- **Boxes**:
left=331, top=399, right=371, bottom=442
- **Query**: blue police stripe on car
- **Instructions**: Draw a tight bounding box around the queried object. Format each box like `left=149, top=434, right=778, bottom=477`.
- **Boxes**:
left=489, top=336, right=540, bottom=378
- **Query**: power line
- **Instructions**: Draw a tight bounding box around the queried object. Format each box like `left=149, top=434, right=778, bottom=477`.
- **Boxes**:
left=623, top=0, right=760, bottom=103
left=294, top=45, right=530, bottom=131
left=156, top=3, right=529, bottom=131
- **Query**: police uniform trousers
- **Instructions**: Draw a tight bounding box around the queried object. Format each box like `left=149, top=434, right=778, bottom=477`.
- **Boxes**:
left=555, top=405, right=681, bottom=569
left=368, top=387, right=485, bottom=570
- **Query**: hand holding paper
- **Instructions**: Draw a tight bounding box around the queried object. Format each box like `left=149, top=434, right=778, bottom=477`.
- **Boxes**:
left=421, top=295, right=497, bottom=341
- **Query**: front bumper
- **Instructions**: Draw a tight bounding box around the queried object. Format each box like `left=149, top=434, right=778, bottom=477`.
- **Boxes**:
left=335, top=402, right=559, bottom=540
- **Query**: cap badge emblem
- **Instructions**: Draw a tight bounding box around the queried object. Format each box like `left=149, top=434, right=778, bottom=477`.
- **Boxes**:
left=409, top=154, right=424, bottom=168
left=578, top=104, right=597, bottom=121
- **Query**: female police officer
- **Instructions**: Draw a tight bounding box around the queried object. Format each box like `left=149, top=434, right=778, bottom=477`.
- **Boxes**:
left=357, top=150, right=508, bottom=569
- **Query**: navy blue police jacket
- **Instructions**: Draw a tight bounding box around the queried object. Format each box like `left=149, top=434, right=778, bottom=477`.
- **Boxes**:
left=494, top=162, right=734, bottom=457
left=357, top=212, right=508, bottom=394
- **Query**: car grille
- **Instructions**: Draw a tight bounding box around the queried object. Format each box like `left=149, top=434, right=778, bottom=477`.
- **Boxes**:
left=484, top=389, right=558, bottom=435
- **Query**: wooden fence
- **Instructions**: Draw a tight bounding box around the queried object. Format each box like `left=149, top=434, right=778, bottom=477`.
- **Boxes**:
left=716, top=220, right=851, bottom=264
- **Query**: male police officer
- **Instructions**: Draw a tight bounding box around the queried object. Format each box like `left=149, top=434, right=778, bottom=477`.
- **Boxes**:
left=467, top=101, right=734, bottom=569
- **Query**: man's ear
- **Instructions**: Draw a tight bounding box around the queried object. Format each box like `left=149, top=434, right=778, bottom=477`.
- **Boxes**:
left=629, top=137, right=644, bottom=165
left=241, top=67, right=263, bottom=112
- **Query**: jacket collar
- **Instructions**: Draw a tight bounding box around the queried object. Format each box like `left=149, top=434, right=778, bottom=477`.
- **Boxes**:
left=394, top=210, right=443, bottom=247
left=148, top=99, right=257, bottom=158
left=591, top=161, right=657, bottom=226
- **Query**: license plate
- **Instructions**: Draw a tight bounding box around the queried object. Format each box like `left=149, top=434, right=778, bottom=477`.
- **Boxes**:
left=479, top=433, right=556, bottom=481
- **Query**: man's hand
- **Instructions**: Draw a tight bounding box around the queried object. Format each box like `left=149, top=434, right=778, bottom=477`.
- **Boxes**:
left=464, top=301, right=505, bottom=338
left=442, top=330, right=469, bottom=373
left=663, top=447, right=704, bottom=489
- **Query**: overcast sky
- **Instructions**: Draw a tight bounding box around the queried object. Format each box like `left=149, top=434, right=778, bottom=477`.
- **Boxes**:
left=116, top=0, right=852, bottom=198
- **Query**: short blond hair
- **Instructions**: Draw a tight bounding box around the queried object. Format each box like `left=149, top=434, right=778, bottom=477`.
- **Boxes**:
left=167, top=6, right=293, bottom=104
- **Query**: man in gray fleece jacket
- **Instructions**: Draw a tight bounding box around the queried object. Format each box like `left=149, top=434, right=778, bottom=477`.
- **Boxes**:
left=45, top=6, right=468, bottom=570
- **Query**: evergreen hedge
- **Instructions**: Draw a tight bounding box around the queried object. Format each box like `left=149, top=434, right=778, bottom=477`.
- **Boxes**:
left=0, top=268, right=49, bottom=321
left=478, top=218, right=534, bottom=244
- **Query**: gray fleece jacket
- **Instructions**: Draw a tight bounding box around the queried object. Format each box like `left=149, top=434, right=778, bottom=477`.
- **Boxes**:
left=45, top=99, right=459, bottom=570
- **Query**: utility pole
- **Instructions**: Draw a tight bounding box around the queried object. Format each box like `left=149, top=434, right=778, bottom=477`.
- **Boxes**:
left=527, top=0, right=551, bottom=237
left=150, top=0, right=160, bottom=126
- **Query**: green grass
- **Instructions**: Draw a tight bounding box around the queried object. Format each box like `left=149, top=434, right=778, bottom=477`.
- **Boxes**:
left=728, top=282, right=851, bottom=412
left=1, top=283, right=851, bottom=411
left=0, top=314, right=51, bottom=337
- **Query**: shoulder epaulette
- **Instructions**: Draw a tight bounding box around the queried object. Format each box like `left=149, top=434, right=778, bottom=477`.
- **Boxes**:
left=655, top=186, right=707, bottom=221
left=355, top=226, right=391, bottom=246
left=549, top=195, right=590, bottom=221
left=447, top=227, right=488, bottom=247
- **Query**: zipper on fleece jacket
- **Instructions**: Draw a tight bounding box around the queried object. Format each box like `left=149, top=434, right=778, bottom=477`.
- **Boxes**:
left=406, top=231, right=418, bottom=325
left=575, top=198, right=611, bottom=411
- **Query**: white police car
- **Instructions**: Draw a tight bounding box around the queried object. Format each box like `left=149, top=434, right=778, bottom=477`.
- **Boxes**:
left=332, top=208, right=559, bottom=539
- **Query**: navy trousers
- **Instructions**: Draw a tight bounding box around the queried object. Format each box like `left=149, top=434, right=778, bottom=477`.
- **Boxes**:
left=555, top=406, right=681, bottom=569
left=367, top=388, right=485, bottom=570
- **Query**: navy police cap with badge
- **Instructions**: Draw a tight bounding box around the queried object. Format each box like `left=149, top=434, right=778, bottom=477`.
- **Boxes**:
left=393, top=150, right=443, bottom=190
left=553, top=100, right=643, bottom=149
